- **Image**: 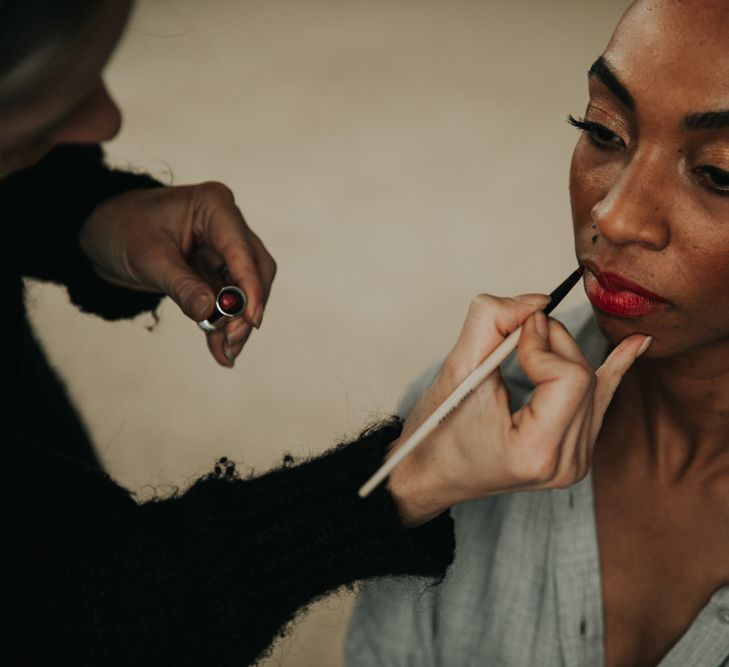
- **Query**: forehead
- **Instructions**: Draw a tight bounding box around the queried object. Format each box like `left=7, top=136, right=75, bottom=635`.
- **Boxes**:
left=602, top=0, right=729, bottom=113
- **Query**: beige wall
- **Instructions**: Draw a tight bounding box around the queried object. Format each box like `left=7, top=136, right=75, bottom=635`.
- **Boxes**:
left=26, top=1, right=628, bottom=664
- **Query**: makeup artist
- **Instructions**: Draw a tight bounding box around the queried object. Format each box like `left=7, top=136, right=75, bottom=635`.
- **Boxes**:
left=3, top=1, right=647, bottom=665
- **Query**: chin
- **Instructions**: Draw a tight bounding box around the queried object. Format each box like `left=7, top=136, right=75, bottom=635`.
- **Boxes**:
left=590, top=305, right=729, bottom=360
left=590, top=306, right=650, bottom=344
left=589, top=297, right=670, bottom=353
left=2, top=145, right=55, bottom=180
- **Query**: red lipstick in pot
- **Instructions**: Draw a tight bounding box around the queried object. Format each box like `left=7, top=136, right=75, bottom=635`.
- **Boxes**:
left=581, top=261, right=670, bottom=318
left=198, top=286, right=247, bottom=332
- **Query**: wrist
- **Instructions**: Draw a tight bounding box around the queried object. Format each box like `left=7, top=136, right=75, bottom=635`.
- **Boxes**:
left=385, top=437, right=451, bottom=528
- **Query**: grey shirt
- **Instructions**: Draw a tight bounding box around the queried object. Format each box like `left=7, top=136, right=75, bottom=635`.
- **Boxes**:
left=346, top=306, right=729, bottom=667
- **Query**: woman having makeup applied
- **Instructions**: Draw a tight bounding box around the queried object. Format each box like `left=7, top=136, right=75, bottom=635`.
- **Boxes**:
left=3, top=1, right=651, bottom=664
left=347, top=1, right=729, bottom=666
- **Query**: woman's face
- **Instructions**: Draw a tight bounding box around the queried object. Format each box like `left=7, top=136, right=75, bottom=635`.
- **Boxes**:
left=0, top=0, right=132, bottom=180
left=570, top=0, right=729, bottom=358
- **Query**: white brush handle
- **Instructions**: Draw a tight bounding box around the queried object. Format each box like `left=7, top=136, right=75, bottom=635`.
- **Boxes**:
left=358, top=326, right=522, bottom=498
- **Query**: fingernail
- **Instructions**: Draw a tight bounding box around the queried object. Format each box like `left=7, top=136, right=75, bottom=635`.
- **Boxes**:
left=253, top=303, right=264, bottom=329
left=193, top=294, right=213, bottom=319
left=224, top=345, right=235, bottom=368
left=226, top=321, right=247, bottom=346
left=534, top=311, right=548, bottom=339
left=636, top=335, right=653, bottom=358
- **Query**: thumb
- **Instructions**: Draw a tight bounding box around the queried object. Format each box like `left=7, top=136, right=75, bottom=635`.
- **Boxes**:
left=590, top=334, right=652, bottom=441
left=155, top=251, right=216, bottom=321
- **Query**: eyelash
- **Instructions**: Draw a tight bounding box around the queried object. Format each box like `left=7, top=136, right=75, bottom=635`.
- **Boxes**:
left=694, top=165, right=729, bottom=197
left=567, top=114, right=625, bottom=150
left=567, top=114, right=729, bottom=198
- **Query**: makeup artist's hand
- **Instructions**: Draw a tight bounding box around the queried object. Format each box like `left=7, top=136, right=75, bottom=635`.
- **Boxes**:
left=79, top=182, right=276, bottom=367
left=387, top=294, right=651, bottom=527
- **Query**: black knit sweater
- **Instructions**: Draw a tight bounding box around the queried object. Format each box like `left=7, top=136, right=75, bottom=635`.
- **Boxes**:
left=3, top=145, right=455, bottom=666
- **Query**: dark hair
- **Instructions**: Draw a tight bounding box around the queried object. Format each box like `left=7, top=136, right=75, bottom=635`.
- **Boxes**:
left=0, top=0, right=101, bottom=104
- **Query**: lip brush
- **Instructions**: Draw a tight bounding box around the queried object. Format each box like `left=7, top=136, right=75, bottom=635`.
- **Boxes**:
left=358, top=267, right=584, bottom=498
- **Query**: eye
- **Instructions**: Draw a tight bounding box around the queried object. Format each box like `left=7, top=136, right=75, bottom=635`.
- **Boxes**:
left=568, top=114, right=625, bottom=150
left=694, top=165, right=729, bottom=196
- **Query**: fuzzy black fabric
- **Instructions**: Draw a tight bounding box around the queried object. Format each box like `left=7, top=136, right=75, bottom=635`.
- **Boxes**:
left=3, top=145, right=455, bottom=666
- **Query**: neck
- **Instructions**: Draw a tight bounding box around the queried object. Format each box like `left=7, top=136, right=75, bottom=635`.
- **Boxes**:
left=607, top=338, right=729, bottom=481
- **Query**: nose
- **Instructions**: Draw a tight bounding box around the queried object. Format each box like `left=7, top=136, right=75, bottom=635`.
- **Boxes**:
left=52, top=80, right=122, bottom=146
left=592, top=153, right=671, bottom=251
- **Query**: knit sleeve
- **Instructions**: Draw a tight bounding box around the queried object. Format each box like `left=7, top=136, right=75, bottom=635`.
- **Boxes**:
left=3, top=144, right=165, bottom=320
left=6, top=418, right=455, bottom=666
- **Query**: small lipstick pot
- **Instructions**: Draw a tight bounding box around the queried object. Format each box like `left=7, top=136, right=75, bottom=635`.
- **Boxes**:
left=198, top=286, right=247, bottom=333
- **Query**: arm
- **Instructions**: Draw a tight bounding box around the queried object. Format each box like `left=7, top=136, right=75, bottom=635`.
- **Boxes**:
left=5, top=420, right=454, bottom=667
left=4, top=143, right=165, bottom=319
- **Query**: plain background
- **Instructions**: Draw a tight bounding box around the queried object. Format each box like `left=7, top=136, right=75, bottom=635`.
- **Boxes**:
left=25, top=1, right=629, bottom=664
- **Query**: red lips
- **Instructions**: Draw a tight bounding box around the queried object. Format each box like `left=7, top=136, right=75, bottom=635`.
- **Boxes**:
left=581, top=260, right=670, bottom=318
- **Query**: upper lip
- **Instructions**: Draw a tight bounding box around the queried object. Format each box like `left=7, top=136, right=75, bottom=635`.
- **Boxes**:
left=581, top=260, right=671, bottom=303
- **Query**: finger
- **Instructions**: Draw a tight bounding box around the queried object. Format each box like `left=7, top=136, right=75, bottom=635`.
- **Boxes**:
left=549, top=385, right=592, bottom=487
left=154, top=248, right=217, bottom=321
left=210, top=320, right=255, bottom=368
left=247, top=229, right=277, bottom=309
left=569, top=337, right=650, bottom=478
left=539, top=318, right=596, bottom=485
left=204, top=210, right=266, bottom=329
left=225, top=332, right=251, bottom=364
left=539, top=317, right=593, bottom=369
left=189, top=245, right=227, bottom=290
left=206, top=330, right=233, bottom=368
left=531, top=316, right=597, bottom=475
left=517, top=312, right=592, bottom=386
left=514, top=312, right=594, bottom=446
left=224, top=318, right=252, bottom=347
left=446, top=293, right=550, bottom=375
left=589, top=334, right=651, bottom=441
left=190, top=183, right=266, bottom=328
left=575, top=398, right=596, bottom=480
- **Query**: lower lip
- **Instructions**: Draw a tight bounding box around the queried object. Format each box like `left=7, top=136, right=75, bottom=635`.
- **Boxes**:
left=584, top=270, right=667, bottom=318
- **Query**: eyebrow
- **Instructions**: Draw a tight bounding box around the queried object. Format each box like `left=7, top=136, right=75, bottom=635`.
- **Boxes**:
left=588, top=57, right=634, bottom=110
left=684, top=111, right=729, bottom=131
left=588, top=56, right=729, bottom=132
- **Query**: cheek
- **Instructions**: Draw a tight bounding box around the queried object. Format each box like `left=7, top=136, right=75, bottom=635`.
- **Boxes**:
left=674, top=235, right=729, bottom=333
left=569, top=142, right=607, bottom=242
